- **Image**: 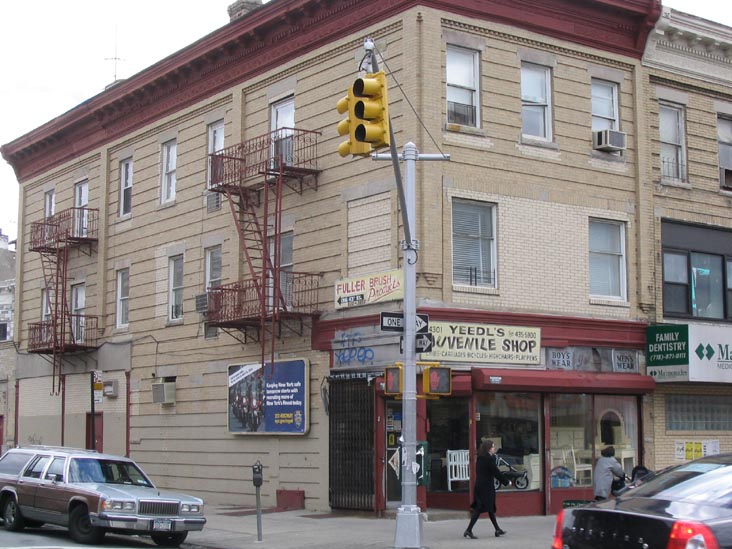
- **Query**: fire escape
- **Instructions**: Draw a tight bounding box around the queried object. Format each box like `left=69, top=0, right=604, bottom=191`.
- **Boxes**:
left=27, top=207, right=100, bottom=393
left=206, top=128, right=321, bottom=369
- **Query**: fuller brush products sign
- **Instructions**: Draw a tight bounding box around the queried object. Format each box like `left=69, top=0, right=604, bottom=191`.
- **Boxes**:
left=228, top=358, right=309, bottom=435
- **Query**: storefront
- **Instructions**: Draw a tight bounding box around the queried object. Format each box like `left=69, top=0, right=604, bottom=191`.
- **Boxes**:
left=319, top=309, right=653, bottom=516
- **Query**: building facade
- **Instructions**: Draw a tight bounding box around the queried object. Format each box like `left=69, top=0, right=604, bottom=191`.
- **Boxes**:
left=0, top=0, right=686, bottom=516
left=0, top=229, right=16, bottom=453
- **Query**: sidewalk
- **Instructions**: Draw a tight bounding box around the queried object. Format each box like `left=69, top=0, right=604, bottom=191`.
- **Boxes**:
left=182, top=506, right=557, bottom=549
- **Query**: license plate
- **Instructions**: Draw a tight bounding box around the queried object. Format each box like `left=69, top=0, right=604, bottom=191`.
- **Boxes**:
left=153, top=519, right=172, bottom=531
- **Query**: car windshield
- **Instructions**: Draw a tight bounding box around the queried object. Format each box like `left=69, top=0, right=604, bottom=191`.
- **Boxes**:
left=68, top=458, right=153, bottom=487
left=629, top=459, right=732, bottom=506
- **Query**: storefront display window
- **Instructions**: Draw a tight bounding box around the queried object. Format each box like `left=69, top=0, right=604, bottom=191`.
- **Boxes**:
left=594, top=395, right=638, bottom=477
left=426, top=398, right=469, bottom=491
left=475, top=392, right=541, bottom=490
left=548, top=394, right=592, bottom=488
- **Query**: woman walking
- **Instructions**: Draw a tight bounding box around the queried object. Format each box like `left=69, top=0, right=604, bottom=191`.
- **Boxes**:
left=463, top=439, right=509, bottom=540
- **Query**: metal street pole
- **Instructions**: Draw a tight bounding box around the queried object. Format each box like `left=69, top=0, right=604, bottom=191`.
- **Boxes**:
left=374, top=143, right=448, bottom=549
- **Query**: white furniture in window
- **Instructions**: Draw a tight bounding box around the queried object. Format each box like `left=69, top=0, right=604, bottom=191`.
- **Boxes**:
left=446, top=449, right=470, bottom=491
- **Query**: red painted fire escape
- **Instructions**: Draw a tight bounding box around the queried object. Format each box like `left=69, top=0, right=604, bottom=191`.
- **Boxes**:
left=27, top=207, right=100, bottom=393
left=207, top=128, right=321, bottom=370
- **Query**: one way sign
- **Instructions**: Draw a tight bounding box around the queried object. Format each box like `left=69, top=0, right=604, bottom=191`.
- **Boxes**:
left=380, top=312, right=429, bottom=333
left=400, top=333, right=434, bottom=354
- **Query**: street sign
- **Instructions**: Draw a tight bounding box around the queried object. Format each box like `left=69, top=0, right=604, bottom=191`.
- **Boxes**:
left=400, top=333, right=434, bottom=354
left=380, top=312, right=429, bottom=333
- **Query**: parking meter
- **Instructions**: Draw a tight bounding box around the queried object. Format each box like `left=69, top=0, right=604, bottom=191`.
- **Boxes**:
left=252, top=461, right=263, bottom=487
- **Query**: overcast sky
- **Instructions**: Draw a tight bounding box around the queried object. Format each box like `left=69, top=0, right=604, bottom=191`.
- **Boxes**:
left=1, top=0, right=731, bottom=245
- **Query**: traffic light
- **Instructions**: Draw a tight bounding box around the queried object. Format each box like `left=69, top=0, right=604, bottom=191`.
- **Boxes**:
left=352, top=71, right=390, bottom=150
left=384, top=364, right=403, bottom=396
left=423, top=365, right=451, bottom=396
left=336, top=87, right=371, bottom=157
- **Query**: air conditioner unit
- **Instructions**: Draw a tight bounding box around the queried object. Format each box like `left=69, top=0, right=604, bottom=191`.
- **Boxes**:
left=195, top=293, right=209, bottom=314
left=593, top=129, right=626, bottom=152
left=152, top=382, right=176, bottom=405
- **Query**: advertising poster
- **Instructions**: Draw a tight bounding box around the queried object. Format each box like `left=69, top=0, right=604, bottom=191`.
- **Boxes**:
left=228, top=358, right=309, bottom=435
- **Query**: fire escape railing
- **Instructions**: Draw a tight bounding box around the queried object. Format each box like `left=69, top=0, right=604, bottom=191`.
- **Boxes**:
left=28, top=315, right=100, bottom=352
left=30, top=207, right=99, bottom=251
left=207, top=271, right=320, bottom=326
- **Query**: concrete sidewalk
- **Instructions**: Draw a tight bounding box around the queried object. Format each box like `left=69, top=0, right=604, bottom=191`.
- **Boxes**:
left=182, top=506, right=557, bottom=549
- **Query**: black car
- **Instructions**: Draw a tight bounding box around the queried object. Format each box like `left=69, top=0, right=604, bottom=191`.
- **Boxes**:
left=552, top=453, right=732, bottom=549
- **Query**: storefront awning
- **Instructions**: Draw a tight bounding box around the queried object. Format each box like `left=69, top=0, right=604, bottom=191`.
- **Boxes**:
left=470, top=368, right=655, bottom=394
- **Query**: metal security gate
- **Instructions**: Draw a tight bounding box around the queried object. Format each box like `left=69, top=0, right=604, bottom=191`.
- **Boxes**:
left=328, top=376, right=374, bottom=510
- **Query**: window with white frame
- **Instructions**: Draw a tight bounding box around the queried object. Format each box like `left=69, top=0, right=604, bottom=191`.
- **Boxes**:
left=161, top=139, right=177, bottom=203
left=452, top=199, right=496, bottom=287
left=591, top=79, right=618, bottom=131
left=521, top=62, right=552, bottom=140
left=74, top=179, right=89, bottom=238
left=44, top=189, right=55, bottom=218
left=120, top=158, right=133, bottom=216
left=205, top=245, right=222, bottom=289
left=660, top=103, right=686, bottom=181
left=71, top=283, right=86, bottom=343
left=446, top=45, right=479, bottom=127
left=268, top=232, right=293, bottom=309
left=207, top=120, right=224, bottom=188
left=589, top=219, right=626, bottom=300
left=169, top=254, right=184, bottom=321
left=718, top=116, right=732, bottom=189
left=116, top=268, right=129, bottom=328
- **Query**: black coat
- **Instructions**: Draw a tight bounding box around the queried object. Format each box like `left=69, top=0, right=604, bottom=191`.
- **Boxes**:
left=471, top=454, right=509, bottom=514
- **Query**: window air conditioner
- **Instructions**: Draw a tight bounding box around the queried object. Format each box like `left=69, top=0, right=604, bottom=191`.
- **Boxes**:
left=593, top=129, right=626, bottom=152
left=195, top=293, right=209, bottom=314
left=152, top=382, right=176, bottom=405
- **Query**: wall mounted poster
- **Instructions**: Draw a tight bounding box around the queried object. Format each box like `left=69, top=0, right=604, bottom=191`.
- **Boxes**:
left=228, top=358, right=309, bottom=435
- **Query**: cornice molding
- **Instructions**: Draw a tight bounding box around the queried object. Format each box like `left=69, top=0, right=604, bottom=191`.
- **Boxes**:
left=1, top=0, right=660, bottom=182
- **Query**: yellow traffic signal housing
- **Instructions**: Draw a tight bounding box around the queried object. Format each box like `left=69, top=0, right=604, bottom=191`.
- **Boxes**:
left=384, top=364, right=403, bottom=396
left=336, top=88, right=371, bottom=157
left=352, top=71, right=390, bottom=150
left=423, top=365, right=451, bottom=396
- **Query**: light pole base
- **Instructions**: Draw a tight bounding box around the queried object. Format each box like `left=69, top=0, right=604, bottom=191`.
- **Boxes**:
left=393, top=505, right=424, bottom=548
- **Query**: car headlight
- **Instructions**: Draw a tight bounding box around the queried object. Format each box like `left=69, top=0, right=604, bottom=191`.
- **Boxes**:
left=181, top=503, right=201, bottom=513
left=101, top=499, right=136, bottom=512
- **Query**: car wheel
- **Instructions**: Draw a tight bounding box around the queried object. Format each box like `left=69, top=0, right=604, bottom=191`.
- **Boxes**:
left=514, top=475, right=529, bottom=490
left=68, top=505, right=105, bottom=545
left=151, top=531, right=188, bottom=547
left=2, top=495, right=25, bottom=531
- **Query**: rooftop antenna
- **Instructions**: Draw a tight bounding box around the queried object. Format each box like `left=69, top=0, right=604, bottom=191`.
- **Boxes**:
left=104, top=25, right=125, bottom=83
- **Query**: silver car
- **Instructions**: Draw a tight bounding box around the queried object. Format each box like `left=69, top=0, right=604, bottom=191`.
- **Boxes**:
left=0, top=446, right=206, bottom=547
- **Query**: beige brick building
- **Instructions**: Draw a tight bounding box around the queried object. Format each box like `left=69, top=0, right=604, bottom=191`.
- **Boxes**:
left=7, top=0, right=726, bottom=518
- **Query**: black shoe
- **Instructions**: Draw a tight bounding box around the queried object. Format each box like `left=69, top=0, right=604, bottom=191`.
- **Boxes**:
left=495, top=528, right=507, bottom=537
left=463, top=530, right=478, bottom=539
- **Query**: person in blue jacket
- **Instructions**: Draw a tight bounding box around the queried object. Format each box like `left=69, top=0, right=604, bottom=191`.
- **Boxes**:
left=463, top=439, right=509, bottom=539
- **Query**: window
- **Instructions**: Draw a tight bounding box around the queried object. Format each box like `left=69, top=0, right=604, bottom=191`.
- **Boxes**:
left=271, top=97, right=295, bottom=167
left=207, top=120, right=224, bottom=188
left=660, top=103, right=686, bottom=181
left=205, top=246, right=222, bottom=289
left=161, top=139, right=177, bottom=203
left=663, top=251, right=727, bottom=319
left=452, top=199, right=495, bottom=287
left=667, top=394, right=732, bottom=430
left=169, top=254, right=184, bottom=320
left=268, top=232, right=293, bottom=309
left=44, top=189, right=55, bottom=218
left=71, top=283, right=85, bottom=343
left=591, top=79, right=618, bottom=131
left=41, top=288, right=51, bottom=321
left=521, top=62, right=552, bottom=140
left=116, top=269, right=129, bottom=328
left=446, top=45, right=479, bottom=127
left=0, top=323, right=6, bottom=340
left=589, top=220, right=626, bottom=300
left=120, top=158, right=133, bottom=216
left=74, top=179, right=89, bottom=238
left=718, top=117, right=732, bottom=189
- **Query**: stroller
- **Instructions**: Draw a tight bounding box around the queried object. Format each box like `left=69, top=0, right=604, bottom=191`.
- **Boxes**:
left=493, top=454, right=529, bottom=490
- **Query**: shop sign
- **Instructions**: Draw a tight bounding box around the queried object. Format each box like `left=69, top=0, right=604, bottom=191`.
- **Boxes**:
left=228, top=359, right=309, bottom=435
left=647, top=324, right=732, bottom=383
left=421, top=321, right=541, bottom=365
left=612, top=350, right=638, bottom=373
left=334, top=269, right=403, bottom=309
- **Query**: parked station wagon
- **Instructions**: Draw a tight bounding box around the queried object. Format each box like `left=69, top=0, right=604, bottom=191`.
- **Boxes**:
left=0, top=446, right=206, bottom=547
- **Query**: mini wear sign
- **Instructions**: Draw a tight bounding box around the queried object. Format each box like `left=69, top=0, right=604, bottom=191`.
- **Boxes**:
left=420, top=321, right=541, bottom=364
left=335, top=269, right=404, bottom=309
